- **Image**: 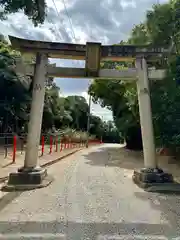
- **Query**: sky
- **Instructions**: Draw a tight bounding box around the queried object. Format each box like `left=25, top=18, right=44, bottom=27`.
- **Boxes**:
left=0, top=0, right=168, bottom=121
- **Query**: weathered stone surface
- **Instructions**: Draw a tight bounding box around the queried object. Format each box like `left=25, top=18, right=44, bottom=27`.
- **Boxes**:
left=8, top=168, right=47, bottom=185
left=133, top=168, right=180, bottom=193
left=2, top=168, right=53, bottom=191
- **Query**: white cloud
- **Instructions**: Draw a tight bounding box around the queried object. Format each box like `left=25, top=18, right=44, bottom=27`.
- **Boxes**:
left=120, top=0, right=136, bottom=9
left=0, top=0, right=168, bottom=120
left=81, top=91, right=90, bottom=103
left=0, top=0, right=167, bottom=43
left=46, top=0, right=64, bottom=9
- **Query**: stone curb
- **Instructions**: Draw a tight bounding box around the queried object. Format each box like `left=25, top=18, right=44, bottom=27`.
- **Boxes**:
left=41, top=148, right=82, bottom=168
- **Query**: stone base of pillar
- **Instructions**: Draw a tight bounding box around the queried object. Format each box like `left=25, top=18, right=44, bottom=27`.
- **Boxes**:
left=133, top=168, right=180, bottom=193
left=2, top=167, right=53, bottom=192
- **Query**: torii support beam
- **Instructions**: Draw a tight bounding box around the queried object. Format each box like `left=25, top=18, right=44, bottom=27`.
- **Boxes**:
left=15, top=60, right=167, bottom=80
left=4, top=36, right=178, bottom=193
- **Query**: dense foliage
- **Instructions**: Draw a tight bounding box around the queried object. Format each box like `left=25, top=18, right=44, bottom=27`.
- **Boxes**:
left=89, top=0, right=180, bottom=152
left=0, top=36, right=120, bottom=143
left=0, top=36, right=30, bottom=133
left=0, top=0, right=46, bottom=26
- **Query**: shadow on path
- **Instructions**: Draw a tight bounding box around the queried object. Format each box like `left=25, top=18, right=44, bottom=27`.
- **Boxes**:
left=0, top=191, right=22, bottom=213
left=134, top=191, right=180, bottom=234
left=83, top=146, right=144, bottom=170
left=2, top=161, right=15, bottom=168
left=0, top=220, right=178, bottom=239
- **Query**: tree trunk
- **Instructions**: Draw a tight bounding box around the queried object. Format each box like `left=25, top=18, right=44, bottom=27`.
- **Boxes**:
left=125, top=126, right=143, bottom=150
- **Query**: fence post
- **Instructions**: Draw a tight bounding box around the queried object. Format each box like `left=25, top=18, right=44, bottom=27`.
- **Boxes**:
left=4, top=135, right=7, bottom=158
left=41, top=135, right=45, bottom=156
left=59, top=137, right=61, bottom=151
left=60, top=141, right=63, bottom=151
left=55, top=136, right=58, bottom=152
left=4, top=146, right=7, bottom=158
left=12, top=135, right=16, bottom=163
left=49, top=135, right=53, bottom=154
left=20, top=136, right=24, bottom=155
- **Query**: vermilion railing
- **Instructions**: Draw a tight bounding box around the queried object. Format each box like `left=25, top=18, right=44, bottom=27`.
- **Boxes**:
left=0, top=133, right=102, bottom=163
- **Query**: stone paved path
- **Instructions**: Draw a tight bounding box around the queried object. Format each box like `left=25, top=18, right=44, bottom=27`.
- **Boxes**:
left=0, top=144, right=179, bottom=239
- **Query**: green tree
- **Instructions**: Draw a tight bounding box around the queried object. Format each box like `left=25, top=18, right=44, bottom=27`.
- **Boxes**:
left=89, top=115, right=102, bottom=138
left=89, top=78, right=141, bottom=149
left=65, top=96, right=89, bottom=130
left=0, top=0, right=47, bottom=26
left=101, top=121, right=120, bottom=143
left=128, top=24, right=149, bottom=45
left=0, top=37, right=30, bottom=133
left=146, top=3, right=173, bottom=47
left=89, top=0, right=180, bottom=152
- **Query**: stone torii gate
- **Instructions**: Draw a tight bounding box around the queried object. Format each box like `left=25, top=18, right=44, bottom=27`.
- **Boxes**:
left=4, top=36, right=177, bottom=191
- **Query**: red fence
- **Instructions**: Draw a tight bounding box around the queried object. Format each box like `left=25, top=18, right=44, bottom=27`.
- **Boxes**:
left=0, top=134, right=103, bottom=163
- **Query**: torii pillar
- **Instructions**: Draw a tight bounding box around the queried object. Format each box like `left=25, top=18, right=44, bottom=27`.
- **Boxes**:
left=3, top=52, right=53, bottom=191
left=133, top=56, right=174, bottom=190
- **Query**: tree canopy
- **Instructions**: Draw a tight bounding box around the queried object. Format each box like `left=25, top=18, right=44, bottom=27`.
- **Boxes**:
left=0, top=36, right=119, bottom=143
left=0, top=0, right=47, bottom=26
left=89, top=0, right=180, bottom=152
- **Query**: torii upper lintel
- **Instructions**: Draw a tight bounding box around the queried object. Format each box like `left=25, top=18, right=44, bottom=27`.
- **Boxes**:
left=9, top=35, right=172, bottom=61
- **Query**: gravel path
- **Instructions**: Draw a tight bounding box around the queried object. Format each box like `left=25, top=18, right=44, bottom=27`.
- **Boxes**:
left=0, top=144, right=180, bottom=239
